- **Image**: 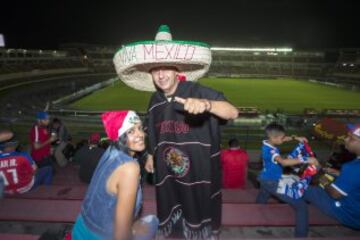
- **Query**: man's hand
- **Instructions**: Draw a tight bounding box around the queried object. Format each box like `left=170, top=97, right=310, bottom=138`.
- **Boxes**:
left=50, top=135, right=58, bottom=143
left=174, top=97, right=211, bottom=115
left=50, top=132, right=58, bottom=143
left=145, top=154, right=154, bottom=173
left=307, top=157, right=319, bottom=166
left=324, top=167, right=340, bottom=176
left=32, top=163, right=38, bottom=173
left=283, top=136, right=293, bottom=142
left=293, top=136, right=308, bottom=143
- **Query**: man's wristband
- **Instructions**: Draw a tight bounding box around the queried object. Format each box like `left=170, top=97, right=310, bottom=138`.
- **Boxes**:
left=206, top=100, right=212, bottom=112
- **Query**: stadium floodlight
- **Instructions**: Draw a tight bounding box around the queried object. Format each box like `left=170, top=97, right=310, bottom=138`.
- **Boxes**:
left=211, top=47, right=293, bottom=52
left=0, top=34, right=5, bottom=47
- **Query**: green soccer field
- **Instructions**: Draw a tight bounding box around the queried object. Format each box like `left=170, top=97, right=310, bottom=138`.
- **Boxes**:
left=71, top=78, right=360, bottom=114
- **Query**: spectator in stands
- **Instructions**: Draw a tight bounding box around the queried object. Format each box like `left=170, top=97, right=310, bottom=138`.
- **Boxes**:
left=99, top=137, right=110, bottom=149
left=0, top=176, right=3, bottom=198
left=256, top=122, right=319, bottom=237
left=328, top=143, right=356, bottom=169
left=0, top=129, right=14, bottom=147
left=29, top=112, right=57, bottom=168
left=0, top=136, right=52, bottom=195
left=52, top=117, right=71, bottom=167
left=304, top=124, right=360, bottom=230
left=0, top=130, right=14, bottom=198
left=74, top=132, right=105, bottom=184
left=72, top=111, right=158, bottom=240
left=221, top=138, right=249, bottom=188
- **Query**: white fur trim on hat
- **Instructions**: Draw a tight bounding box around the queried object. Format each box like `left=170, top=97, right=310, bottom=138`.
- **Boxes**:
left=113, top=25, right=212, bottom=92
left=353, top=128, right=360, bottom=138
left=118, top=111, right=141, bottom=138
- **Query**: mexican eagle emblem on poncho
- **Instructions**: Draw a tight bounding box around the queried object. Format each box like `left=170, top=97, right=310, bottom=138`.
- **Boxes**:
left=163, top=147, right=190, bottom=177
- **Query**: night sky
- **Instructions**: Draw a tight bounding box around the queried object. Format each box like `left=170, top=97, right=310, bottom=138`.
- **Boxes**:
left=1, top=0, right=359, bottom=50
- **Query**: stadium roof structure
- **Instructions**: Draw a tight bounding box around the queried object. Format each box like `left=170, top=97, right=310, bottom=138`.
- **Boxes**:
left=211, top=47, right=293, bottom=52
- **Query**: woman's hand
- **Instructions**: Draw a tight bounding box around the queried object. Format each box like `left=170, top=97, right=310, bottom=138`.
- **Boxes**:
left=132, top=219, right=150, bottom=236
left=145, top=154, right=154, bottom=173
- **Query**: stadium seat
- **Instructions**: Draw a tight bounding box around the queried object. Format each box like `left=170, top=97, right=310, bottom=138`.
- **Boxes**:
left=0, top=234, right=39, bottom=240
left=7, top=185, right=280, bottom=203
left=0, top=199, right=337, bottom=226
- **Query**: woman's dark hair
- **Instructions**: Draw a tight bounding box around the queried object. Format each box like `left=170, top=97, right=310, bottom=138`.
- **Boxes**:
left=113, top=133, right=129, bottom=154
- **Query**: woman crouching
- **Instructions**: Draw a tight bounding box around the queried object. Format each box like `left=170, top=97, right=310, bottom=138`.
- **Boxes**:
left=72, top=111, right=158, bottom=240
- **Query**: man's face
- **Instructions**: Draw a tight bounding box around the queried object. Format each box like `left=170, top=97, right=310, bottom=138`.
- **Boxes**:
left=53, top=122, right=60, bottom=129
left=150, top=66, right=179, bottom=95
left=269, top=133, right=286, bottom=146
left=39, top=119, right=49, bottom=126
left=0, top=130, right=13, bottom=142
left=345, top=132, right=360, bottom=155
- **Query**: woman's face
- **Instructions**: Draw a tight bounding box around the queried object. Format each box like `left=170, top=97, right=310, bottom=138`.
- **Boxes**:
left=126, top=122, right=145, bottom=153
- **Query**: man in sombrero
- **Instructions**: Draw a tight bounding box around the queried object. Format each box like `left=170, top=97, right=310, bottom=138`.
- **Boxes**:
left=114, top=25, right=238, bottom=239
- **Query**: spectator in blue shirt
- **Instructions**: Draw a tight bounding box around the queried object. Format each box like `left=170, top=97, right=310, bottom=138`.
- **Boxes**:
left=304, top=124, right=360, bottom=230
left=256, top=122, right=319, bottom=237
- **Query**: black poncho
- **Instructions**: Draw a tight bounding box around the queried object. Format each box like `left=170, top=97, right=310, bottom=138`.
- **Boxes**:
left=147, top=81, right=226, bottom=239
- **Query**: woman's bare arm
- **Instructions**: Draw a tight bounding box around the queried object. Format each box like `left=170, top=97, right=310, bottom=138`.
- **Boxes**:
left=113, top=162, right=140, bottom=240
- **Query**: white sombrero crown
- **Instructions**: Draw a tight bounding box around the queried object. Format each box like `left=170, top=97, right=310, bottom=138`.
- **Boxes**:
left=113, top=25, right=212, bottom=92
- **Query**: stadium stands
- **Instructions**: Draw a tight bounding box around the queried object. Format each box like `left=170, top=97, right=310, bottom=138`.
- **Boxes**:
left=60, top=43, right=116, bottom=72
left=208, top=47, right=360, bottom=90
left=0, top=162, right=337, bottom=229
left=0, top=49, right=86, bottom=75
left=209, top=49, right=328, bottom=78
left=0, top=198, right=338, bottom=226
left=0, top=234, right=39, bottom=240
left=0, top=45, right=120, bottom=118
left=1, top=46, right=359, bottom=89
left=1, top=158, right=359, bottom=238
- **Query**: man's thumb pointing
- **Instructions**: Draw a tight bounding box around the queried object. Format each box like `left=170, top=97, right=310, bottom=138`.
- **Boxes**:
left=174, top=97, right=186, bottom=104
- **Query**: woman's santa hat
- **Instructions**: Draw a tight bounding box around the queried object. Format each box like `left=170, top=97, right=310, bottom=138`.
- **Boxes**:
left=113, top=25, right=212, bottom=92
left=101, top=111, right=141, bottom=141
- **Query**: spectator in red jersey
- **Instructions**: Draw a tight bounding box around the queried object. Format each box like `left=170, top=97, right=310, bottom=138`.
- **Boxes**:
left=0, top=172, right=3, bottom=198
left=29, top=112, right=57, bottom=168
left=0, top=129, right=14, bottom=198
left=221, top=138, right=249, bottom=189
left=0, top=136, right=52, bottom=195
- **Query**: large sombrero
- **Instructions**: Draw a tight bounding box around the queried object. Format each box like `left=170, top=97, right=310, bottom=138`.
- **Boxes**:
left=113, top=25, right=212, bottom=92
